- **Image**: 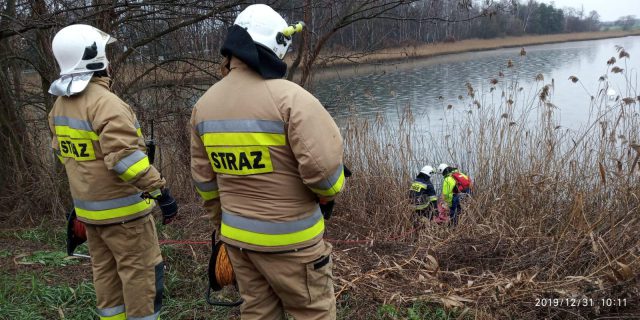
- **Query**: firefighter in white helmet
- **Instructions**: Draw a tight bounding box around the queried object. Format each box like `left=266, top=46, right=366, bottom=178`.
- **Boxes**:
left=48, top=24, right=178, bottom=320
left=409, top=165, right=438, bottom=220
left=190, top=4, right=343, bottom=319
left=437, top=163, right=472, bottom=225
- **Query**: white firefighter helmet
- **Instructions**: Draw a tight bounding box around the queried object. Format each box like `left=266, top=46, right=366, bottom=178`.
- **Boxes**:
left=52, top=24, right=116, bottom=76
left=420, top=165, right=435, bottom=177
left=49, top=24, right=116, bottom=96
left=437, top=163, right=449, bottom=174
left=234, top=4, right=303, bottom=59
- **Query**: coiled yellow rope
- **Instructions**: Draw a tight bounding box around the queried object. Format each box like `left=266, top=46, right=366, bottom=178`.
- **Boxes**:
left=215, top=244, right=235, bottom=287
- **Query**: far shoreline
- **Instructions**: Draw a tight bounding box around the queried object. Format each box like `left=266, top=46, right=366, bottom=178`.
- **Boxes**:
left=307, top=30, right=640, bottom=76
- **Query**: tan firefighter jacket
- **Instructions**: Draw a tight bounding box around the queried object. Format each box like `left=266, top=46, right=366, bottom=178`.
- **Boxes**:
left=48, top=77, right=165, bottom=225
left=190, top=58, right=345, bottom=252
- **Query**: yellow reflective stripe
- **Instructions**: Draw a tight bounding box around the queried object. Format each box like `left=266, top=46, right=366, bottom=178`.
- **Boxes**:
left=136, top=128, right=143, bottom=137
left=221, top=218, right=324, bottom=247
left=149, top=189, right=162, bottom=198
left=54, top=126, right=99, bottom=140
left=201, top=132, right=286, bottom=147
left=75, top=199, right=153, bottom=220
left=118, top=156, right=150, bottom=182
left=196, top=187, right=219, bottom=201
left=310, top=170, right=345, bottom=197
left=97, top=304, right=125, bottom=319
left=100, top=313, right=126, bottom=320
left=410, top=182, right=427, bottom=192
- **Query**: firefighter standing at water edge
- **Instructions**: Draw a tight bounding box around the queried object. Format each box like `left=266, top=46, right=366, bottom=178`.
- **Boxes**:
left=410, top=165, right=438, bottom=219
left=48, top=24, right=178, bottom=320
left=190, top=4, right=345, bottom=319
left=437, top=163, right=472, bottom=224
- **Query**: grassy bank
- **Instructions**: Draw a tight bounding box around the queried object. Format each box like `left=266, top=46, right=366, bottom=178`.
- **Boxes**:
left=0, top=220, right=462, bottom=319
left=314, top=30, right=640, bottom=68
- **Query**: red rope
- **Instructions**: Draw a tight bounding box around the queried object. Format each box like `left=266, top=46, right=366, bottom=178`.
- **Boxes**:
left=159, top=239, right=210, bottom=245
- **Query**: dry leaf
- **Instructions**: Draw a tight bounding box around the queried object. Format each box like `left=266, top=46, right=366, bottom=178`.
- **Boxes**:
left=441, top=296, right=464, bottom=308
left=13, top=253, right=30, bottom=265
left=456, top=308, right=470, bottom=320
left=615, top=262, right=634, bottom=281
left=425, top=255, right=439, bottom=272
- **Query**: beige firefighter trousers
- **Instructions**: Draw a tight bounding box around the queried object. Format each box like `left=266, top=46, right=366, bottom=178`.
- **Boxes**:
left=85, top=214, right=164, bottom=320
left=226, top=240, right=336, bottom=320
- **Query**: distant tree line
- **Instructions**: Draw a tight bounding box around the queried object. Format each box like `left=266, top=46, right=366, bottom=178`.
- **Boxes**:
left=322, top=0, right=604, bottom=52
left=614, top=15, right=638, bottom=31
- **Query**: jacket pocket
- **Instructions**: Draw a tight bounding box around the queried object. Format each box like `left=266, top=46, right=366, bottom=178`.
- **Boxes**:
left=306, top=255, right=333, bottom=303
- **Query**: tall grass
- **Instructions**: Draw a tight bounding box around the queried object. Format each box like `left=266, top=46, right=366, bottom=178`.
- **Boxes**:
left=330, top=47, right=640, bottom=318
left=2, top=46, right=638, bottom=319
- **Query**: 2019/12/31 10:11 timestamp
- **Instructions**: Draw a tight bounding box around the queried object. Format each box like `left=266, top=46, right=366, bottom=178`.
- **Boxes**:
left=535, top=298, right=628, bottom=307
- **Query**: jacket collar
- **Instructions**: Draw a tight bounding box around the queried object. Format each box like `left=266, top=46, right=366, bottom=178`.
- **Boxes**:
left=90, top=77, right=111, bottom=89
left=229, top=57, right=253, bottom=72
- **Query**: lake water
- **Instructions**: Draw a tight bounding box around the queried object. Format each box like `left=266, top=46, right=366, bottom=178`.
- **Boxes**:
left=312, top=36, right=640, bottom=133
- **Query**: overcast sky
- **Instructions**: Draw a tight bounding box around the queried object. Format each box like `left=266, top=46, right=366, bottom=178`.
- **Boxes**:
left=537, top=0, right=639, bottom=22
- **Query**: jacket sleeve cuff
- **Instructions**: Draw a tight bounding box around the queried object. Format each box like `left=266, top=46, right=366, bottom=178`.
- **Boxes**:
left=112, top=150, right=151, bottom=182
left=308, top=165, right=345, bottom=197
left=194, top=179, right=220, bottom=201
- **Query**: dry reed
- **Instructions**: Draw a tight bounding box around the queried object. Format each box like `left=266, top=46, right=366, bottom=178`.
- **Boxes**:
left=2, top=45, right=639, bottom=319
left=327, top=46, right=640, bottom=319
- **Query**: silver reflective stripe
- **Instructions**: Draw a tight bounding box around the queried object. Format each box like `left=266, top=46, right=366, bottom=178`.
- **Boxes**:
left=128, top=312, right=160, bottom=320
left=196, top=119, right=285, bottom=135
left=194, top=180, right=218, bottom=191
left=113, top=150, right=147, bottom=174
left=309, top=165, right=343, bottom=190
left=222, top=207, right=322, bottom=235
left=74, top=193, right=144, bottom=211
left=53, top=116, right=93, bottom=131
left=134, top=120, right=141, bottom=129
left=97, top=304, right=125, bottom=317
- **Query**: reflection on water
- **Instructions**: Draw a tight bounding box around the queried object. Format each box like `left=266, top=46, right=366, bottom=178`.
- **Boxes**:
left=312, top=36, right=639, bottom=132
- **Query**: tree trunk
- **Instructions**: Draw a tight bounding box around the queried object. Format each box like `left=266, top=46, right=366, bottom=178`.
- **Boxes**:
left=0, top=0, right=28, bottom=193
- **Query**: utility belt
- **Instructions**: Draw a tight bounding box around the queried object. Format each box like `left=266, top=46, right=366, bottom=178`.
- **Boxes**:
left=82, top=212, right=151, bottom=227
left=222, top=240, right=321, bottom=255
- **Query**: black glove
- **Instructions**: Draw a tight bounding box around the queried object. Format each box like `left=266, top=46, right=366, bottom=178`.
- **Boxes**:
left=319, top=200, right=335, bottom=220
left=157, top=188, right=178, bottom=225
left=343, top=165, right=352, bottom=178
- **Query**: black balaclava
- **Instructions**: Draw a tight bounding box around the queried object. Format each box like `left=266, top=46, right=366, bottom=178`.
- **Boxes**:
left=220, top=25, right=287, bottom=79
left=417, top=172, right=430, bottom=181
